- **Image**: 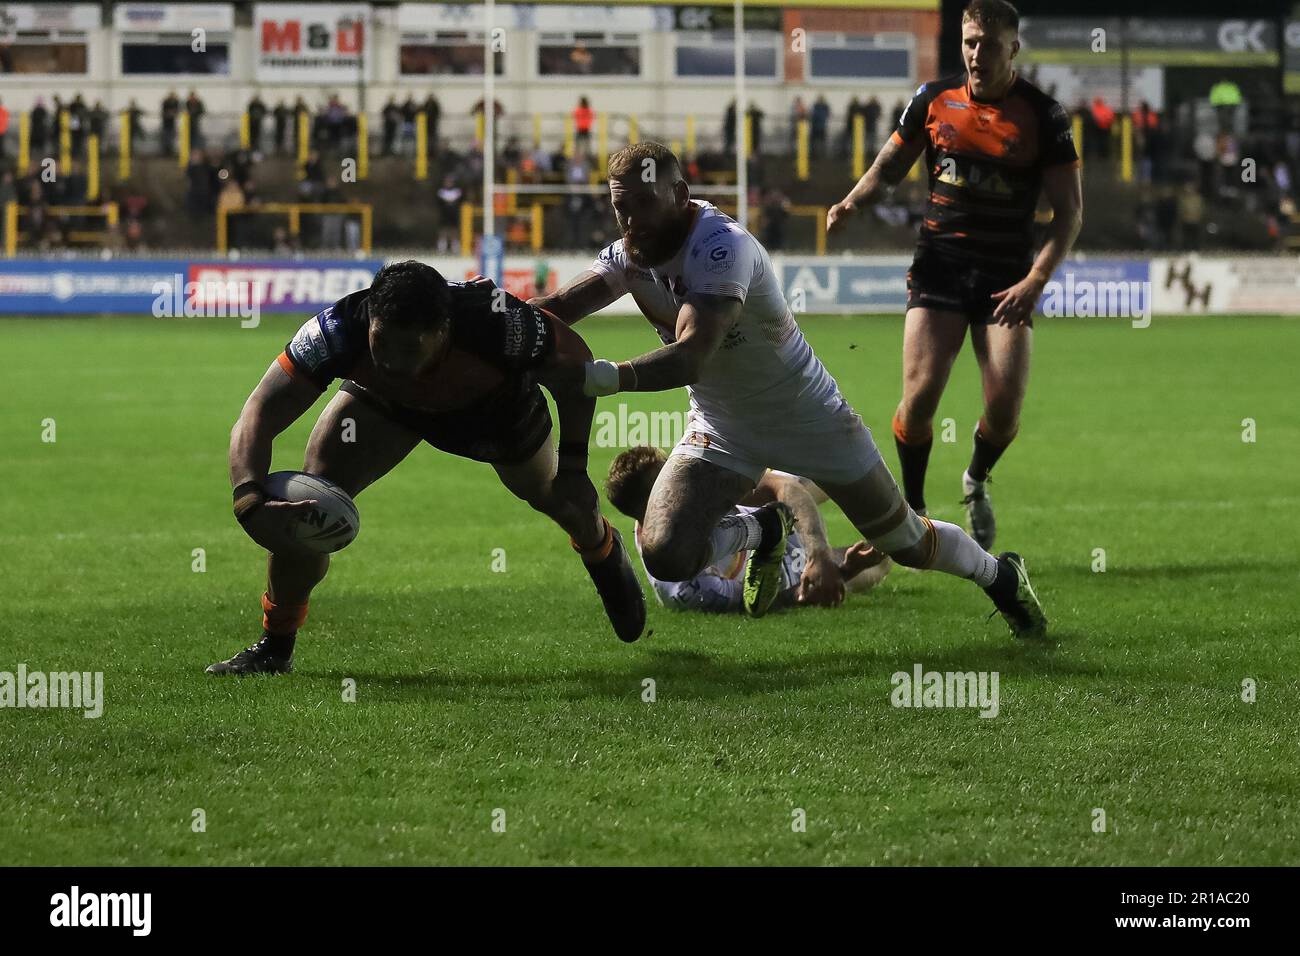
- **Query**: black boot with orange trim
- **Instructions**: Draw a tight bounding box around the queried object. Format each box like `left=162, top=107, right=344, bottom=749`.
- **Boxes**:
left=573, top=517, right=647, bottom=643
left=206, top=592, right=304, bottom=675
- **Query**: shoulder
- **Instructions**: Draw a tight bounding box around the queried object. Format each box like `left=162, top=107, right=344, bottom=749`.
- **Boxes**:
left=686, top=209, right=758, bottom=279
left=449, top=278, right=553, bottom=368
left=914, top=75, right=964, bottom=103
left=284, top=287, right=368, bottom=384
left=595, top=238, right=630, bottom=272
left=292, top=288, right=367, bottom=357
left=1013, top=76, right=1068, bottom=122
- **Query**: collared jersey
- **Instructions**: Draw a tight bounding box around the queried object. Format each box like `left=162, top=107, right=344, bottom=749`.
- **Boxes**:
left=894, top=73, right=1078, bottom=266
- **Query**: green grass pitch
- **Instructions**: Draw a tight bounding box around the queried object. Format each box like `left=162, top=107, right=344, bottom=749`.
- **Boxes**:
left=1, top=312, right=1296, bottom=866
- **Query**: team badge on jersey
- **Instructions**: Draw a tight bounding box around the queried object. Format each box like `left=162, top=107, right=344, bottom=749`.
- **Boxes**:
left=289, top=313, right=335, bottom=372
left=703, top=244, right=735, bottom=275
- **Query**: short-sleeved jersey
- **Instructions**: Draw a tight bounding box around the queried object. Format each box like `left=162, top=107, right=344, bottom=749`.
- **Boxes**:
left=893, top=73, right=1078, bottom=266
left=277, top=277, right=555, bottom=413
left=589, top=200, right=839, bottom=425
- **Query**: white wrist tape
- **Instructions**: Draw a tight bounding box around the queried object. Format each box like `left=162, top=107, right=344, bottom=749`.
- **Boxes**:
left=583, top=359, right=621, bottom=397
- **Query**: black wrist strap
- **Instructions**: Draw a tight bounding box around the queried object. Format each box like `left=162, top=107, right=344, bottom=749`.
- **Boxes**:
left=557, top=441, right=589, bottom=469
left=233, top=480, right=267, bottom=523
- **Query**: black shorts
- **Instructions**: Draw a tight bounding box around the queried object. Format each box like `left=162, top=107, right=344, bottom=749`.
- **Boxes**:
left=338, top=377, right=552, bottom=466
left=906, top=248, right=1032, bottom=324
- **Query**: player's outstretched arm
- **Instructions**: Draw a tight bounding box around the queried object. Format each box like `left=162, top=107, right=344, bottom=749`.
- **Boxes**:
left=746, top=472, right=844, bottom=607
left=534, top=316, right=598, bottom=477
left=827, top=134, right=926, bottom=233
left=582, top=293, right=739, bottom=397
left=228, top=361, right=324, bottom=546
left=529, top=270, right=619, bottom=325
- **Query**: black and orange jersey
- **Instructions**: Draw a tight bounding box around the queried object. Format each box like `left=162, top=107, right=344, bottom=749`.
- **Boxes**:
left=276, top=277, right=555, bottom=413
left=894, top=73, right=1078, bottom=266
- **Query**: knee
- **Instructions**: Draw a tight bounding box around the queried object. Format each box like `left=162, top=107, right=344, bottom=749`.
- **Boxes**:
left=897, top=386, right=942, bottom=428
left=640, top=533, right=704, bottom=583
left=868, top=511, right=931, bottom=569
left=980, top=400, right=1020, bottom=442
left=883, top=540, right=928, bottom=569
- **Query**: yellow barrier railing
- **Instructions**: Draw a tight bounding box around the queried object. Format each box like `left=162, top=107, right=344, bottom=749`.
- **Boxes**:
left=87, top=135, right=100, bottom=201
left=4, top=202, right=120, bottom=257
left=458, top=202, right=548, bottom=257
left=748, top=203, right=827, bottom=256
left=416, top=113, right=428, bottom=180
left=118, top=111, right=131, bottom=181
left=296, top=110, right=309, bottom=175
left=852, top=115, right=865, bottom=179
left=1120, top=114, right=1133, bottom=183
left=217, top=203, right=372, bottom=254
left=795, top=119, right=809, bottom=181
left=59, top=111, right=71, bottom=173
left=356, top=113, right=369, bottom=180
left=177, top=112, right=190, bottom=167
left=18, top=112, right=30, bottom=176
left=597, top=112, right=608, bottom=173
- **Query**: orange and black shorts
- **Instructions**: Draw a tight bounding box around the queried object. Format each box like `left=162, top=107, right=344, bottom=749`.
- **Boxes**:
left=906, top=247, right=1032, bottom=325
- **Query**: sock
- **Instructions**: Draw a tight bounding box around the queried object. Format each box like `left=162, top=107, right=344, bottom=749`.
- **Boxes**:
left=261, top=630, right=296, bottom=657
left=968, top=421, right=1012, bottom=483
left=982, top=556, right=1018, bottom=604
left=707, top=511, right=763, bottom=567
left=571, top=517, right=615, bottom=564
left=260, top=591, right=307, bottom=654
left=917, top=517, right=1000, bottom=587
left=753, top=504, right=788, bottom=555
left=893, top=412, right=933, bottom=513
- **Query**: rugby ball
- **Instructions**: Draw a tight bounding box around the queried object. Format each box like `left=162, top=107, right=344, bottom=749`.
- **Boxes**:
left=262, top=471, right=360, bottom=554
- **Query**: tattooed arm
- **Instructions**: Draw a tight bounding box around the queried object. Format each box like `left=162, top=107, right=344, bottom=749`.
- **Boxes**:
left=529, top=270, right=619, bottom=326
left=826, top=134, right=927, bottom=233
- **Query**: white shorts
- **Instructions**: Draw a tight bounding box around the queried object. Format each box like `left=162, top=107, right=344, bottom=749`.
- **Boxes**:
left=671, top=394, right=882, bottom=486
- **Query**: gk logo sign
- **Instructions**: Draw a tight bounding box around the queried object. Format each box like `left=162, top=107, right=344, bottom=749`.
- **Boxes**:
left=1218, top=20, right=1269, bottom=54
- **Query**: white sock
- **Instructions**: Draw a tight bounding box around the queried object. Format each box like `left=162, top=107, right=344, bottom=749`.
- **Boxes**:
left=707, top=512, right=763, bottom=567
left=928, top=518, right=999, bottom=587
left=962, top=470, right=983, bottom=495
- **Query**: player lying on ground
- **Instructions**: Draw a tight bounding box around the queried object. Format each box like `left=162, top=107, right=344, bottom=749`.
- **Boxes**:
left=605, top=445, right=891, bottom=613
left=827, top=0, right=1083, bottom=551
left=531, top=140, right=1046, bottom=637
left=209, top=261, right=646, bottom=675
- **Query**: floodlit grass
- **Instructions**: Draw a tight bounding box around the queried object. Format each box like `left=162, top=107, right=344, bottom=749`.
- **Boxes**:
left=0, top=313, right=1296, bottom=865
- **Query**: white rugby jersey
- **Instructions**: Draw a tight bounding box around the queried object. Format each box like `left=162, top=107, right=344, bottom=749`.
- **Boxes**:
left=633, top=505, right=807, bottom=613
left=589, top=201, right=840, bottom=423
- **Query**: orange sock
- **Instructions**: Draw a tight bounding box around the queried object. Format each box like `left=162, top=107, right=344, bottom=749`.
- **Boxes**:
left=261, top=592, right=309, bottom=636
left=571, top=518, right=614, bottom=563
